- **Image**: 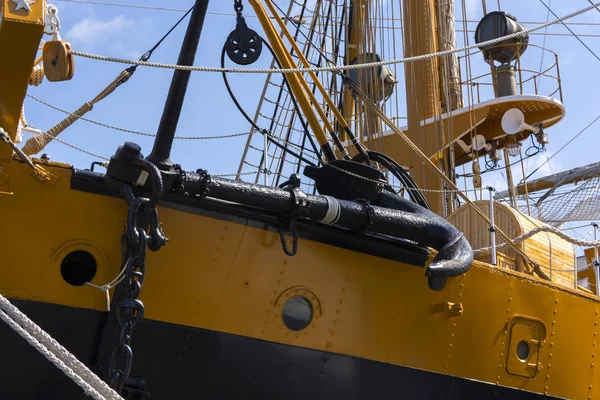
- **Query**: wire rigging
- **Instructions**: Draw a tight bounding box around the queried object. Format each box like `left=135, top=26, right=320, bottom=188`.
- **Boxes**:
left=538, top=0, right=600, bottom=63
left=526, top=112, right=600, bottom=180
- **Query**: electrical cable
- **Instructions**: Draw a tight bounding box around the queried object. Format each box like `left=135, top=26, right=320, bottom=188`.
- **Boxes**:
left=221, top=39, right=319, bottom=167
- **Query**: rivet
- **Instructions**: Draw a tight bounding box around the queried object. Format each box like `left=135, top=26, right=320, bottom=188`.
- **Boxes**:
left=449, top=344, right=453, bottom=347
left=551, top=332, right=554, bottom=336
left=590, top=385, right=593, bottom=390
left=596, top=322, right=598, bottom=326
left=280, top=270, right=284, bottom=275
left=283, top=261, right=287, bottom=265
left=342, top=288, right=346, bottom=293
left=508, top=297, right=512, bottom=302
left=549, top=353, right=553, bottom=358
left=336, top=309, right=340, bottom=314
left=500, top=353, right=504, bottom=357
left=333, top=320, right=337, bottom=325
left=596, top=311, right=599, bottom=316
left=552, top=321, right=556, bottom=325
left=548, top=364, right=551, bottom=369
left=549, top=342, right=554, bottom=347
left=506, top=308, right=510, bottom=313
left=277, top=280, right=281, bottom=284
left=554, top=299, right=558, bottom=304
left=553, top=310, right=557, bottom=315
left=339, top=299, right=343, bottom=304
left=502, top=342, right=505, bottom=347
left=546, top=375, right=550, bottom=380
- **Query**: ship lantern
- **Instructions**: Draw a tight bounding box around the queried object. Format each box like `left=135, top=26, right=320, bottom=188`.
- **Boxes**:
left=348, top=53, right=397, bottom=103
left=474, top=11, right=528, bottom=65
left=475, top=12, right=528, bottom=98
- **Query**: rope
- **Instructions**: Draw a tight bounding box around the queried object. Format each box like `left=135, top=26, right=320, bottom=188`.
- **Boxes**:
left=22, top=68, right=135, bottom=155
left=26, top=94, right=252, bottom=140
left=70, top=2, right=600, bottom=74
left=29, top=64, right=44, bottom=87
left=0, top=295, right=122, bottom=400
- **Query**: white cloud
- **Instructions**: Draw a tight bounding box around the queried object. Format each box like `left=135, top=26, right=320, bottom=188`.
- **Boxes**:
left=67, top=15, right=134, bottom=48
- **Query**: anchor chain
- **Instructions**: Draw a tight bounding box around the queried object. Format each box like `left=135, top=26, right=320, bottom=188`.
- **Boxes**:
left=100, top=142, right=168, bottom=397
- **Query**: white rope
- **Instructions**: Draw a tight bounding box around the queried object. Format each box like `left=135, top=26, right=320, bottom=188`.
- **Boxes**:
left=320, top=195, right=341, bottom=225
left=0, top=295, right=122, bottom=400
left=474, top=224, right=600, bottom=256
left=70, top=2, right=600, bottom=74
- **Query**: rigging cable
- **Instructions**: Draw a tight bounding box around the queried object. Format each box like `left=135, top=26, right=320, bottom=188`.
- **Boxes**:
left=539, top=0, right=600, bottom=63
left=526, top=112, right=600, bottom=180
left=69, top=1, right=600, bottom=74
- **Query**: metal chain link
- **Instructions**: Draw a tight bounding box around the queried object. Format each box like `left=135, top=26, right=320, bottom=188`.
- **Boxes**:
left=106, top=160, right=167, bottom=395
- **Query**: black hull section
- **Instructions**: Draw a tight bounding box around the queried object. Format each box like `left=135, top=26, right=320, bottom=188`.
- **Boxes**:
left=0, top=300, right=554, bottom=399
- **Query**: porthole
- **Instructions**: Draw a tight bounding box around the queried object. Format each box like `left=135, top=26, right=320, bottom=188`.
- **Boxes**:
left=60, top=250, right=97, bottom=286
left=282, top=296, right=313, bottom=331
left=516, top=340, right=530, bottom=361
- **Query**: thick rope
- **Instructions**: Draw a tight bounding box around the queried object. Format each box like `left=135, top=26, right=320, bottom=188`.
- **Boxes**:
left=0, top=295, right=122, bottom=400
left=22, top=102, right=93, bottom=155
left=70, top=2, right=600, bottom=74
left=22, top=69, right=133, bottom=155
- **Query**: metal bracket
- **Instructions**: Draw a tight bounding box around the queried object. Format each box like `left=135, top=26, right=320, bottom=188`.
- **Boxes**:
left=431, top=301, right=464, bottom=316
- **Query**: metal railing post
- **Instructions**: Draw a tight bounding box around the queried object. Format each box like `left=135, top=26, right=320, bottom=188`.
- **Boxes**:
left=488, top=186, right=497, bottom=266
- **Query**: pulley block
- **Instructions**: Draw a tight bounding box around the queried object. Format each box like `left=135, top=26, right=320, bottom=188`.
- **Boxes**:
left=226, top=16, right=262, bottom=65
left=43, top=40, right=75, bottom=82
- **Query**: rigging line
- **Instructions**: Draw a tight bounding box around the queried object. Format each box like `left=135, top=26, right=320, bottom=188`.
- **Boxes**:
left=70, top=1, right=600, bottom=73
left=526, top=113, right=600, bottom=180
left=537, top=0, right=549, bottom=90
left=141, top=5, right=194, bottom=61
left=587, top=0, right=600, bottom=13
left=539, top=0, right=600, bottom=63
left=25, top=94, right=251, bottom=140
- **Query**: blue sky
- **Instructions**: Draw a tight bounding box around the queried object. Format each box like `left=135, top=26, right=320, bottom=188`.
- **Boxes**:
left=25, top=0, right=600, bottom=186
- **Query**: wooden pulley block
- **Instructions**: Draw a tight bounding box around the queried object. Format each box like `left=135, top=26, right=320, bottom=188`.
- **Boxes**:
left=472, top=161, right=482, bottom=188
left=43, top=40, right=74, bottom=82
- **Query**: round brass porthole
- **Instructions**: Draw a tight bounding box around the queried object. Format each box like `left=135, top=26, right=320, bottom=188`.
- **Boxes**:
left=282, top=296, right=313, bottom=331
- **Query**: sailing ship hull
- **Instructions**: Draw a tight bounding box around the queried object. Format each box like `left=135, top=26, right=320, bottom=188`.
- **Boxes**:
left=0, top=161, right=594, bottom=399
left=2, top=299, right=555, bottom=399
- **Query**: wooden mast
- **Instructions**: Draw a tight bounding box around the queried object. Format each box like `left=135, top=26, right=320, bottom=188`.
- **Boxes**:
left=402, top=0, right=446, bottom=214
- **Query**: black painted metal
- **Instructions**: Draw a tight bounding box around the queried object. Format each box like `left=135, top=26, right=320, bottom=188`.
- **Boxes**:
left=183, top=171, right=473, bottom=290
left=71, top=168, right=430, bottom=267
left=0, top=300, right=560, bottom=400
left=146, top=0, right=210, bottom=169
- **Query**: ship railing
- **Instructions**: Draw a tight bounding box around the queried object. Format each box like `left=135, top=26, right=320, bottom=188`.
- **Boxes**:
left=454, top=43, right=563, bottom=104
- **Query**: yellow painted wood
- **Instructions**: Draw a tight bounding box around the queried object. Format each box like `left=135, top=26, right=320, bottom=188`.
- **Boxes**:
left=448, top=200, right=576, bottom=287
left=0, top=0, right=45, bottom=160
left=0, top=160, right=598, bottom=399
